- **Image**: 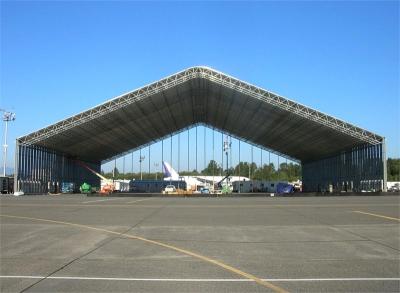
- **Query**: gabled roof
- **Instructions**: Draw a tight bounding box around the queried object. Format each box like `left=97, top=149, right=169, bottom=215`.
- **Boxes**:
left=18, top=66, right=383, bottom=163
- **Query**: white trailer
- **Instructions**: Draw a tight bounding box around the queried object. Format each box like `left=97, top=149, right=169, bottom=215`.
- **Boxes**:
left=232, top=180, right=289, bottom=193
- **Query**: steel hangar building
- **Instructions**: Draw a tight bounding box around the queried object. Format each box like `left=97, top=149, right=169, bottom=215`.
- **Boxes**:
left=14, top=66, right=387, bottom=194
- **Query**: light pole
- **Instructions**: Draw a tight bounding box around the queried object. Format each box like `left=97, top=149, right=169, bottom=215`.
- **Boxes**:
left=154, top=162, right=159, bottom=180
left=2, top=110, right=16, bottom=177
left=139, top=154, right=145, bottom=180
left=223, top=135, right=231, bottom=191
left=112, top=159, right=116, bottom=181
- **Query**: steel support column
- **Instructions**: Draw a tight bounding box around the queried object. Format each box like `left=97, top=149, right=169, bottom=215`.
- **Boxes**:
left=382, top=138, right=387, bottom=192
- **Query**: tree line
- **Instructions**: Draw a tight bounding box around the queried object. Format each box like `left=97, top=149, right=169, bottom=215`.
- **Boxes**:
left=388, top=158, right=400, bottom=181
left=102, top=158, right=400, bottom=182
left=103, top=159, right=302, bottom=182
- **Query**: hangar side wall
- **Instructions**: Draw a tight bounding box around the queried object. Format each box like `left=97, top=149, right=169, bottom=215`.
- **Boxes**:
left=302, top=143, right=386, bottom=192
left=14, top=141, right=100, bottom=194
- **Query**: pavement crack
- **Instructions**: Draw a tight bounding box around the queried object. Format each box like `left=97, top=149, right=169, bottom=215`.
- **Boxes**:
left=18, top=201, right=174, bottom=292
left=279, top=206, right=400, bottom=253
left=19, top=236, right=118, bottom=293
left=124, top=199, right=173, bottom=233
left=332, top=225, right=400, bottom=252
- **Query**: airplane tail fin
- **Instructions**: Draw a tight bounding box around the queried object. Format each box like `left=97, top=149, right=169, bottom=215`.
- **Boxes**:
left=162, top=161, right=180, bottom=180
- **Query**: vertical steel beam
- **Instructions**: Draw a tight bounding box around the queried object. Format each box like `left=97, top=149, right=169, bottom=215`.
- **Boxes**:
left=13, top=140, right=19, bottom=193
left=123, top=155, right=126, bottom=177
left=221, top=131, right=223, bottom=175
left=148, top=145, right=150, bottom=175
left=212, top=129, right=215, bottom=180
left=238, top=139, right=241, bottom=193
left=250, top=145, right=253, bottom=181
left=382, top=139, right=387, bottom=192
left=170, top=134, right=173, bottom=171
left=131, top=152, right=134, bottom=174
left=28, top=145, right=32, bottom=193
left=204, top=127, right=206, bottom=170
left=195, top=126, right=198, bottom=172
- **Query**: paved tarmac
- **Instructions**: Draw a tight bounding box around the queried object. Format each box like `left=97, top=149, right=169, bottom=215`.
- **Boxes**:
left=0, top=195, right=399, bottom=292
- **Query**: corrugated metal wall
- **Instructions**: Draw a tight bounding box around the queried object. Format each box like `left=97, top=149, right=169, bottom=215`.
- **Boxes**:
left=14, top=140, right=387, bottom=194
left=14, top=141, right=100, bottom=194
left=302, top=143, right=386, bottom=192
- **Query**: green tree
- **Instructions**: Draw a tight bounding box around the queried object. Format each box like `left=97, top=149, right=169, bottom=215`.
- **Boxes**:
left=257, top=163, right=276, bottom=180
left=388, top=158, right=400, bottom=181
left=180, top=169, right=200, bottom=176
left=234, top=162, right=250, bottom=177
left=201, top=160, right=223, bottom=175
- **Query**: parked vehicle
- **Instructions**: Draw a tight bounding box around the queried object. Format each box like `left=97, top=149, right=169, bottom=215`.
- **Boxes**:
left=276, top=182, right=294, bottom=194
left=163, top=185, right=177, bottom=194
left=388, top=183, right=400, bottom=192
left=200, top=187, right=210, bottom=194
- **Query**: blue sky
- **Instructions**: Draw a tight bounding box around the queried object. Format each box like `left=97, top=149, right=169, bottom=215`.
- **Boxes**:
left=1, top=1, right=399, bottom=173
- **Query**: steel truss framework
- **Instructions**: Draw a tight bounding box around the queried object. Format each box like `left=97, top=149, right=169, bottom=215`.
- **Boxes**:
left=20, top=66, right=382, bottom=146
left=104, top=123, right=300, bottom=165
left=15, top=66, right=386, bottom=193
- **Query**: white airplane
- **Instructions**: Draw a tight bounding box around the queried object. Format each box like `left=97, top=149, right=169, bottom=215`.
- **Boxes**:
left=162, top=161, right=250, bottom=191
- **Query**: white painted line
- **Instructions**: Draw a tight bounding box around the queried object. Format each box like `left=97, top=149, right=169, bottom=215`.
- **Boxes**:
left=266, top=278, right=400, bottom=282
left=0, top=276, right=398, bottom=282
left=81, top=198, right=124, bottom=204
left=127, top=198, right=154, bottom=204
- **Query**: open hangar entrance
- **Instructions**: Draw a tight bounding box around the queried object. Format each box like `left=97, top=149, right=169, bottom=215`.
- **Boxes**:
left=14, top=66, right=387, bottom=194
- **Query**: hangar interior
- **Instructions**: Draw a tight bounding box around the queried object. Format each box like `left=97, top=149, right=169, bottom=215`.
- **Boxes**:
left=14, top=66, right=387, bottom=193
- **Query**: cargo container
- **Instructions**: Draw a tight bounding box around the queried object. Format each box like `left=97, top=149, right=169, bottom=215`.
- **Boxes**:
left=61, top=182, right=75, bottom=193
left=1, top=176, right=14, bottom=194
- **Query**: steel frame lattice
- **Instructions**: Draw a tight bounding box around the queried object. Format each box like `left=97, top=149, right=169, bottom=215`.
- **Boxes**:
left=19, top=66, right=382, bottom=146
left=102, top=123, right=300, bottom=165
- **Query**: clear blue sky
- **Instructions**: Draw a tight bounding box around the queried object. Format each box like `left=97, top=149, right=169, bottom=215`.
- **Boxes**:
left=1, top=1, right=399, bottom=173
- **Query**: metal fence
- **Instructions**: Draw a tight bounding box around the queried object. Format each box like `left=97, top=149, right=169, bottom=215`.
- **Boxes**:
left=302, top=142, right=387, bottom=192
left=14, top=141, right=100, bottom=194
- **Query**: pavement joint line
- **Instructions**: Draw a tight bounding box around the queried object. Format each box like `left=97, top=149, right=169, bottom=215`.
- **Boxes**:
left=0, top=276, right=399, bottom=282
left=81, top=198, right=125, bottom=204
left=353, top=211, right=400, bottom=222
left=277, top=205, right=400, bottom=252
left=1, top=203, right=397, bottom=208
left=127, top=198, right=155, bottom=204
left=0, top=214, right=288, bottom=293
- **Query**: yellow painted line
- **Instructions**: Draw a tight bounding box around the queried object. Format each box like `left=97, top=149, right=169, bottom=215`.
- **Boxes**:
left=353, top=211, right=400, bottom=222
left=0, top=214, right=288, bottom=293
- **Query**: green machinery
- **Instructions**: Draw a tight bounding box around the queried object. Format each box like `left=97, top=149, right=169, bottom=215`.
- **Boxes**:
left=80, top=182, right=92, bottom=194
